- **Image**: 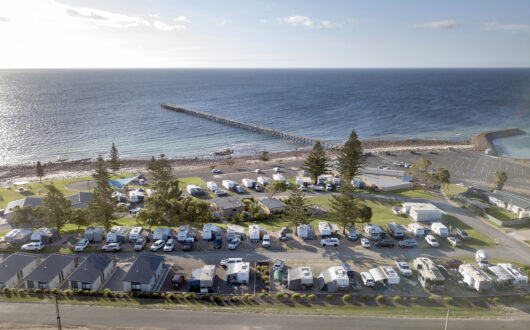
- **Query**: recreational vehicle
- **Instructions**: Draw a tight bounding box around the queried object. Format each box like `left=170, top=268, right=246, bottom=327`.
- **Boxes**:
left=413, top=257, right=445, bottom=291
left=458, top=264, right=494, bottom=292
left=431, top=223, right=449, bottom=237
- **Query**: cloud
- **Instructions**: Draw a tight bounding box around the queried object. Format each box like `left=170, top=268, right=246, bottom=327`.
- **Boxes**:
left=278, top=15, right=334, bottom=28
left=173, top=16, right=190, bottom=23
left=412, top=20, right=460, bottom=30
left=153, top=20, right=186, bottom=31
left=217, top=19, right=231, bottom=26
left=64, top=6, right=149, bottom=28
left=483, top=22, right=529, bottom=32
left=0, top=16, right=10, bottom=23
left=148, top=14, right=160, bottom=18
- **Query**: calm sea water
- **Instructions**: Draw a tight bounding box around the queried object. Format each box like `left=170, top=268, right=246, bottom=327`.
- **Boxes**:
left=0, top=69, right=529, bottom=166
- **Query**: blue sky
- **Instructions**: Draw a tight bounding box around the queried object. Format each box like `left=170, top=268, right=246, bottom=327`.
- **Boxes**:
left=0, top=0, right=529, bottom=68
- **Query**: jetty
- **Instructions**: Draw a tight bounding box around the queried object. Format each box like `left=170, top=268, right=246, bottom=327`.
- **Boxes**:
left=161, top=104, right=341, bottom=149
left=470, top=128, right=526, bottom=155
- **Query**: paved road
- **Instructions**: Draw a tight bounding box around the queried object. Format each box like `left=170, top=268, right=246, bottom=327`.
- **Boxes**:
left=0, top=302, right=528, bottom=330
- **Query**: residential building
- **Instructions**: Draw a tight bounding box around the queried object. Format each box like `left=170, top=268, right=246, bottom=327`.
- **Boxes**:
left=210, top=197, right=246, bottom=217
left=122, top=254, right=164, bottom=292
left=67, top=255, right=115, bottom=291
left=258, top=198, right=286, bottom=214
left=488, top=190, right=530, bottom=218
left=24, top=254, right=78, bottom=290
left=0, top=253, right=41, bottom=288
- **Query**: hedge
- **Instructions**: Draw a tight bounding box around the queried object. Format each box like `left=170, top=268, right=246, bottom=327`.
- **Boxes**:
left=376, top=295, right=385, bottom=303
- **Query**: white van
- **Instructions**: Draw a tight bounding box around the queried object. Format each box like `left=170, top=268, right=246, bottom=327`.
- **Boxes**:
left=360, top=272, right=375, bottom=287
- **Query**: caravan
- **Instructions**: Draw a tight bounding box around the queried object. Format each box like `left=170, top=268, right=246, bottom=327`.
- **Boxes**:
left=459, top=264, right=494, bottom=292
left=407, top=223, right=426, bottom=237
left=318, top=222, right=331, bottom=237
left=106, top=226, right=130, bottom=243
left=202, top=224, right=222, bottom=241
left=128, top=227, right=144, bottom=243
left=431, top=223, right=449, bottom=237
left=297, top=224, right=316, bottom=240
left=248, top=224, right=267, bottom=243
left=206, top=181, right=218, bottom=192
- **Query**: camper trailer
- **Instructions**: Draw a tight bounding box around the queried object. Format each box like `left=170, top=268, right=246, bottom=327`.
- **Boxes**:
left=241, top=179, right=256, bottom=189
left=128, top=227, right=144, bottom=243
left=248, top=224, right=267, bottom=243
left=226, top=224, right=246, bottom=241
left=407, top=223, right=426, bottom=237
left=222, top=180, right=237, bottom=190
left=189, top=265, right=216, bottom=293
left=288, top=266, right=314, bottom=290
left=177, top=225, right=190, bottom=242
left=413, top=257, right=445, bottom=291
left=317, top=265, right=350, bottom=292
left=4, top=229, right=33, bottom=245
left=459, top=264, right=494, bottom=292
left=206, top=181, right=218, bottom=192
left=83, top=227, right=105, bottom=243
left=202, top=224, right=222, bottom=241
left=318, top=222, right=332, bottom=237
left=106, top=226, right=130, bottom=244
left=475, top=250, right=490, bottom=269
left=380, top=266, right=400, bottom=285
left=363, top=224, right=383, bottom=240
left=128, top=189, right=144, bottom=203
left=30, top=228, right=59, bottom=244
left=257, top=176, right=271, bottom=186
left=225, top=262, right=250, bottom=285
left=431, top=223, right=449, bottom=237
left=186, top=184, right=203, bottom=196
left=272, top=174, right=286, bottom=182
left=153, top=228, right=174, bottom=242
left=297, top=224, right=316, bottom=240
left=497, top=263, right=529, bottom=288
left=386, top=222, right=404, bottom=239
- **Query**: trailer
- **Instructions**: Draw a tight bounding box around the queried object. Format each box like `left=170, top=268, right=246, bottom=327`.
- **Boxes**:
left=225, top=262, right=250, bottom=285
left=4, top=229, right=33, bottom=244
left=364, top=224, right=383, bottom=240
left=318, top=222, right=331, bottom=237
left=83, top=227, right=105, bottom=243
left=257, top=176, right=271, bottom=186
left=186, top=184, right=203, bottom=196
left=497, top=263, right=528, bottom=288
left=431, top=222, right=449, bottom=237
left=30, top=228, right=59, bottom=244
left=248, top=224, right=267, bottom=243
left=227, top=224, right=246, bottom=241
left=241, top=179, right=256, bottom=189
left=128, top=227, right=144, bottom=243
left=206, top=181, right=218, bottom=192
left=407, top=223, right=426, bottom=237
left=222, top=180, right=237, bottom=190
left=413, top=257, right=445, bottom=291
left=288, top=266, right=314, bottom=290
left=202, top=224, right=222, bottom=241
left=177, top=225, right=190, bottom=242
left=272, top=174, right=285, bottom=182
left=153, top=227, right=174, bottom=242
left=459, top=264, right=494, bottom=292
left=106, top=226, right=130, bottom=243
left=297, top=224, right=316, bottom=240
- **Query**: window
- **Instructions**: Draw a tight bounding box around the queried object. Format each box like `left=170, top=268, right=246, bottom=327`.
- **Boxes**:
left=131, top=282, right=142, bottom=291
left=82, top=283, right=92, bottom=290
left=38, top=282, right=48, bottom=289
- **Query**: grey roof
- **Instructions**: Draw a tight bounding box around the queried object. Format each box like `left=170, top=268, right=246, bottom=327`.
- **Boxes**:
left=259, top=198, right=286, bottom=210
left=68, top=255, right=113, bottom=283
left=122, top=254, right=164, bottom=284
left=24, top=254, right=77, bottom=283
left=211, top=197, right=245, bottom=210
left=66, top=192, right=94, bottom=208
left=489, top=190, right=530, bottom=209
left=0, top=253, right=40, bottom=283
left=317, top=268, right=336, bottom=292
left=5, top=197, right=43, bottom=214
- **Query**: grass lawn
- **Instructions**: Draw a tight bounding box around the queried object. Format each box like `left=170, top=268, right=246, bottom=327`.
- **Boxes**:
left=380, top=189, right=436, bottom=200
left=441, top=184, right=468, bottom=199
left=442, top=214, right=495, bottom=248
left=487, top=206, right=516, bottom=222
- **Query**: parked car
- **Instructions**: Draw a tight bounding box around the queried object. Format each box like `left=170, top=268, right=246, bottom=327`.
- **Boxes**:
left=215, top=189, right=228, bottom=196
left=75, top=238, right=89, bottom=252
left=320, top=237, right=339, bottom=247
left=375, top=239, right=395, bottom=248
left=398, top=238, right=418, bottom=248
left=21, top=242, right=45, bottom=251
left=325, top=183, right=333, bottom=191
left=360, top=237, right=371, bottom=248
left=220, top=257, right=243, bottom=268
left=395, top=260, right=412, bottom=276
left=444, top=259, right=463, bottom=269
left=254, top=169, right=262, bottom=173
left=134, top=236, right=146, bottom=251
left=183, top=239, right=193, bottom=251
left=425, top=235, right=439, bottom=247
left=211, top=169, right=222, bottom=174
left=346, top=226, right=357, bottom=241
left=163, top=238, right=176, bottom=252
left=341, top=264, right=355, bottom=277
left=455, top=228, right=470, bottom=241
left=172, top=274, right=185, bottom=289
left=101, top=243, right=121, bottom=252
left=273, top=259, right=285, bottom=272
left=213, top=235, right=222, bottom=249
left=150, top=239, right=165, bottom=251
left=262, top=234, right=271, bottom=248
left=447, top=236, right=462, bottom=247
left=273, top=167, right=280, bottom=172
left=228, top=237, right=241, bottom=250
left=360, top=272, right=375, bottom=287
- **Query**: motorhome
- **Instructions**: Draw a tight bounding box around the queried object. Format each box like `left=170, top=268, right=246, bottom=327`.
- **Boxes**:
left=222, top=180, right=237, bottom=190
left=206, top=181, right=218, bottom=192
left=413, top=257, right=445, bottom=291
left=128, top=227, right=144, bottom=243
left=248, top=224, right=267, bottom=243
left=386, top=222, right=404, bottom=239
left=241, top=179, right=256, bottom=189
left=431, top=223, right=449, bottom=237
left=296, top=224, right=316, bottom=240
left=407, top=223, right=426, bottom=237
left=256, top=176, right=271, bottom=186
left=202, top=224, right=222, bottom=241
left=186, top=184, right=203, bottom=196
left=318, top=222, right=332, bottom=237
left=364, top=224, right=383, bottom=240
left=459, top=264, right=494, bottom=292
left=272, top=174, right=286, bottom=182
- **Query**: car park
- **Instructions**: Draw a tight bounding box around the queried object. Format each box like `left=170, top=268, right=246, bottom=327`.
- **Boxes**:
left=21, top=242, right=45, bottom=251
left=262, top=234, right=271, bottom=248
left=101, top=243, right=121, bottom=252
left=360, top=238, right=371, bottom=248
left=273, top=259, right=285, bottom=272
left=220, top=257, right=243, bottom=268
left=320, top=237, right=339, bottom=246
left=75, top=238, right=89, bottom=252
left=150, top=239, right=165, bottom=251
left=455, top=228, right=470, bottom=241
left=447, top=236, right=462, bottom=247
left=163, top=238, right=176, bottom=252
left=395, top=260, right=412, bottom=276
left=134, top=236, right=146, bottom=251
left=228, top=237, right=241, bottom=250
left=398, top=238, right=418, bottom=248
left=360, top=272, right=375, bottom=287
left=213, top=235, right=223, bottom=249
left=425, top=235, right=439, bottom=247
left=375, top=238, right=395, bottom=248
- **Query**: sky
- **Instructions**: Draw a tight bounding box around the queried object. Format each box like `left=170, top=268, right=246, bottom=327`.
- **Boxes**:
left=0, top=0, right=529, bottom=68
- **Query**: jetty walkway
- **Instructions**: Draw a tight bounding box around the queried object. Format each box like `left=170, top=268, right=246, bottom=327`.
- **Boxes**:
left=161, top=104, right=341, bottom=149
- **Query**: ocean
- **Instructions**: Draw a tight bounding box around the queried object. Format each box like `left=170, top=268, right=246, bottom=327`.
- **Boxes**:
left=0, top=68, right=529, bottom=166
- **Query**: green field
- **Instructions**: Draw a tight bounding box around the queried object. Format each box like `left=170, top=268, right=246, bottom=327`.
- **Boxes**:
left=442, top=214, right=495, bottom=248
left=441, top=184, right=468, bottom=199
left=487, top=206, right=515, bottom=222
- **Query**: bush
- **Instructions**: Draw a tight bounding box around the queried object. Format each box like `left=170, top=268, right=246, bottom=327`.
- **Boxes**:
left=105, top=291, right=113, bottom=297
left=51, top=288, right=58, bottom=295
left=17, top=289, right=26, bottom=295
left=43, top=289, right=49, bottom=294
left=120, top=293, right=128, bottom=298
left=104, top=288, right=111, bottom=294
left=167, top=293, right=175, bottom=300
left=427, top=296, right=436, bottom=303
left=291, top=293, right=301, bottom=300
left=493, top=297, right=501, bottom=303
left=264, top=280, right=270, bottom=285
left=410, top=297, right=418, bottom=303
left=259, top=293, right=266, bottom=299
left=264, top=269, right=269, bottom=275
left=34, top=288, right=42, bottom=294
left=76, top=289, right=83, bottom=295
left=325, top=294, right=334, bottom=301
left=274, top=292, right=284, bottom=299
left=342, top=294, right=351, bottom=302
left=152, top=293, right=160, bottom=298
left=376, top=295, right=385, bottom=303
left=90, top=290, right=96, bottom=296
left=308, top=294, right=317, bottom=301
left=443, top=297, right=453, bottom=304
left=359, top=295, right=369, bottom=302
left=199, top=294, right=209, bottom=301
left=393, top=296, right=402, bottom=303
left=300, top=294, right=307, bottom=300
left=2, top=287, right=10, bottom=294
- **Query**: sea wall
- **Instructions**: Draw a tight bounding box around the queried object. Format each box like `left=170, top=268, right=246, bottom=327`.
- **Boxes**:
left=470, top=128, right=526, bottom=154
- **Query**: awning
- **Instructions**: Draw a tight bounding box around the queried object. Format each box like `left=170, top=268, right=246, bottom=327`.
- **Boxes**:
left=108, top=175, right=139, bottom=188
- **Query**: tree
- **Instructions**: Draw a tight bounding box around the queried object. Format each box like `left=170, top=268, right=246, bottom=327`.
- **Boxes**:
left=136, top=208, right=164, bottom=234
left=328, top=184, right=359, bottom=234
left=303, top=142, right=329, bottom=184
left=109, top=142, right=121, bottom=173
left=259, top=150, right=270, bottom=162
left=493, top=170, right=508, bottom=190
left=408, top=157, right=432, bottom=190
left=144, top=179, right=183, bottom=224
left=70, top=208, right=90, bottom=233
left=40, top=185, right=72, bottom=234
left=284, top=187, right=309, bottom=225
left=147, top=154, right=173, bottom=182
left=88, top=155, right=117, bottom=232
left=336, top=130, right=365, bottom=182
left=432, top=168, right=450, bottom=188
left=267, top=180, right=287, bottom=198
left=179, top=198, right=212, bottom=224
left=35, top=161, right=44, bottom=183
left=358, top=204, right=373, bottom=224
left=11, top=205, right=35, bottom=227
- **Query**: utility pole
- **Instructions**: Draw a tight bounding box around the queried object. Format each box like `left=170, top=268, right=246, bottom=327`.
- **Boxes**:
left=444, top=308, right=450, bottom=330
left=55, top=295, right=62, bottom=330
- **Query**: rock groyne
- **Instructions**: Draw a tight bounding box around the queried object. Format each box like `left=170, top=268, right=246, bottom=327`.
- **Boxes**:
left=470, top=128, right=526, bottom=155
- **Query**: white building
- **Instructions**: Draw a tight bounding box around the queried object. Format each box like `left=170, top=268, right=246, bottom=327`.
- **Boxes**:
left=488, top=190, right=530, bottom=218
left=402, top=202, right=444, bottom=222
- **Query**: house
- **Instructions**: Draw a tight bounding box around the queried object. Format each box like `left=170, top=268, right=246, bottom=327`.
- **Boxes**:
left=4, top=197, right=43, bottom=223
left=225, top=262, right=250, bottom=285
left=0, top=253, right=41, bottom=288
left=189, top=265, right=216, bottom=292
left=4, top=229, right=33, bottom=244
left=122, top=254, right=165, bottom=292
left=24, top=254, right=78, bottom=290
left=210, top=197, right=246, bottom=217
left=258, top=198, right=286, bottom=214
left=82, top=227, right=105, bottom=243
left=402, top=202, right=444, bottom=222
left=488, top=190, right=530, bottom=218
left=413, top=257, right=445, bottom=291
left=30, top=228, right=59, bottom=244
left=458, top=264, right=494, bottom=292
left=287, top=266, right=314, bottom=290
left=317, top=265, right=350, bottom=292
left=296, top=224, right=316, bottom=240
left=358, top=168, right=413, bottom=191
left=66, top=192, right=94, bottom=210
left=67, top=255, right=115, bottom=291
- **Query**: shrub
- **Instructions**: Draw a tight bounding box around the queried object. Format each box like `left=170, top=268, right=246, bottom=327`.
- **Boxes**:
left=443, top=297, right=453, bottom=304
left=264, top=269, right=269, bottom=275
left=76, top=289, right=83, bottom=295
left=83, top=290, right=89, bottom=295
left=104, top=288, right=111, bottom=294
left=493, top=297, right=501, bottom=303
left=90, top=290, right=96, bottom=296
left=167, top=293, right=175, bottom=300
left=18, top=289, right=26, bottom=295
left=2, top=287, right=10, bottom=294
left=105, top=291, right=113, bottom=297
left=525, top=295, right=530, bottom=301
left=160, top=293, right=165, bottom=298
left=259, top=293, right=266, bottom=299
left=261, top=289, right=266, bottom=294
left=200, top=294, right=209, bottom=301
left=264, top=280, right=269, bottom=285
left=300, top=294, right=307, bottom=300
left=43, top=289, right=49, bottom=294
left=274, top=292, right=284, bottom=299
left=393, top=296, right=402, bottom=303
left=376, top=295, right=385, bottom=303
left=342, top=294, right=351, bottom=302
left=260, top=275, right=268, bottom=281
left=120, top=293, right=128, bottom=298
left=427, top=296, right=436, bottom=303
left=359, top=295, right=369, bottom=302
left=325, top=294, right=334, bottom=301
left=308, top=294, right=317, bottom=301
left=152, top=293, right=160, bottom=298
left=34, top=288, right=42, bottom=294
left=283, top=294, right=289, bottom=299
left=51, top=288, right=58, bottom=295
left=291, top=293, right=301, bottom=300
left=410, top=297, right=418, bottom=303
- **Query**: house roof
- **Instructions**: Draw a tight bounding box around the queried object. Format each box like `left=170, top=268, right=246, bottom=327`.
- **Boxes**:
left=66, top=192, right=94, bottom=207
left=122, top=254, right=164, bottom=284
left=489, top=190, right=530, bottom=209
left=24, top=254, right=77, bottom=283
left=259, top=198, right=286, bottom=210
left=68, top=255, right=113, bottom=283
left=5, top=197, right=43, bottom=214
left=211, top=197, right=245, bottom=210
left=0, top=253, right=40, bottom=283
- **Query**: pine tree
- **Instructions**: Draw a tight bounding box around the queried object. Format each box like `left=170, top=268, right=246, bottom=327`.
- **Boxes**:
left=336, top=130, right=365, bottom=182
left=147, top=153, right=172, bottom=182
left=284, top=188, right=309, bottom=226
left=70, top=208, right=90, bottom=233
left=328, top=184, right=359, bottom=234
left=303, top=142, right=329, bottom=184
left=109, top=142, right=121, bottom=173
left=35, top=161, right=44, bottom=183
left=493, top=170, right=507, bottom=190
left=41, top=185, right=72, bottom=234
left=408, top=157, right=432, bottom=190
left=267, top=180, right=287, bottom=198
left=88, top=155, right=117, bottom=232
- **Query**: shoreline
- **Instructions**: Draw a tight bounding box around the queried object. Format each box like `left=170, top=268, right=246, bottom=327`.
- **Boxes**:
left=0, top=138, right=473, bottom=185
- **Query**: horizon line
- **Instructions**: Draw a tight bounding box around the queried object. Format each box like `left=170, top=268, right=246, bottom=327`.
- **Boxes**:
left=1, top=66, right=530, bottom=70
